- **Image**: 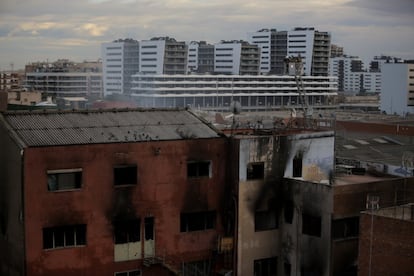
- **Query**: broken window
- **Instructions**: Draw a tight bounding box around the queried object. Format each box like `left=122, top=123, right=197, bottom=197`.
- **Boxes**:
left=247, top=162, right=265, bottom=180
left=284, top=200, right=294, bottom=224
left=114, top=270, right=141, bottom=276
left=47, top=169, right=82, bottom=191
left=292, top=154, right=303, bottom=177
left=254, top=257, right=277, bottom=276
left=182, top=260, right=211, bottom=276
left=302, top=213, right=321, bottom=237
left=332, top=217, right=359, bottom=240
left=187, top=161, right=211, bottom=178
left=114, top=219, right=140, bottom=244
left=43, top=224, right=86, bottom=249
left=114, top=165, right=137, bottom=186
left=255, top=209, right=278, bottom=231
left=144, top=217, right=154, bottom=240
left=180, top=211, right=216, bottom=232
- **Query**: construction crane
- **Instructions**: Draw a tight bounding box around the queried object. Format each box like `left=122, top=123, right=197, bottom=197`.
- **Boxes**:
left=284, top=55, right=313, bottom=127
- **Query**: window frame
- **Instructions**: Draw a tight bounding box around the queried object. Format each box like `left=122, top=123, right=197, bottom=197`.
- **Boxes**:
left=302, top=213, right=322, bottom=237
left=43, top=224, right=86, bottom=250
left=187, top=160, right=212, bottom=179
left=247, top=162, right=265, bottom=180
left=113, top=219, right=141, bottom=244
left=47, top=168, right=82, bottom=192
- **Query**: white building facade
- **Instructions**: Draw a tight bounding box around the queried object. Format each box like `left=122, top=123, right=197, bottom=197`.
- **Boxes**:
left=247, top=29, right=274, bottom=74
left=139, top=39, right=165, bottom=75
left=101, top=39, right=139, bottom=96
left=130, top=74, right=337, bottom=111
left=380, top=63, right=414, bottom=116
left=214, top=42, right=242, bottom=75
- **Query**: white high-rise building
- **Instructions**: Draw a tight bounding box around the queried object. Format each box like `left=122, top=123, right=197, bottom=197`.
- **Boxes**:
left=380, top=63, right=414, bottom=116
left=362, top=72, right=382, bottom=93
left=247, top=29, right=274, bottom=74
left=287, top=27, right=331, bottom=76
left=101, top=39, right=139, bottom=96
left=214, top=41, right=260, bottom=75
left=140, top=37, right=187, bottom=75
left=329, top=56, right=364, bottom=92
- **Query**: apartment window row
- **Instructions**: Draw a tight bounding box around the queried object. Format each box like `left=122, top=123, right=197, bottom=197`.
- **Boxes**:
left=43, top=224, right=86, bottom=249
left=141, top=45, right=157, bottom=49
left=47, top=161, right=211, bottom=192
left=106, top=46, right=122, bottom=50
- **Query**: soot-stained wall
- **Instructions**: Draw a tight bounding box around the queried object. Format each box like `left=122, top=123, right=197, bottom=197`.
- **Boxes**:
left=235, top=131, right=334, bottom=276
left=22, top=137, right=228, bottom=276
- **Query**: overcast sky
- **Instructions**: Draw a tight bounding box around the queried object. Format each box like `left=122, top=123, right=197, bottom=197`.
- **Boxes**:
left=0, top=0, right=413, bottom=70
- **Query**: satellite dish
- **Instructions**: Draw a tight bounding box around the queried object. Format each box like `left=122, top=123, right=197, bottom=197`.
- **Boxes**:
left=229, top=100, right=242, bottom=115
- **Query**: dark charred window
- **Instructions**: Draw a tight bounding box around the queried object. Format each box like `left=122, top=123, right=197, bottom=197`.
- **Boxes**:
left=292, top=155, right=303, bottom=177
left=144, top=217, right=154, bottom=240
left=332, top=217, right=359, bottom=240
left=247, top=162, right=265, bottom=180
left=47, top=169, right=82, bottom=191
left=255, top=209, right=278, bottom=231
left=187, top=161, right=211, bottom=178
left=114, top=165, right=137, bottom=186
left=284, top=262, right=291, bottom=276
left=114, top=219, right=140, bottom=244
left=302, top=213, right=321, bottom=237
left=182, top=260, right=210, bottom=276
left=114, top=270, right=141, bottom=276
left=254, top=257, right=277, bottom=276
left=284, top=200, right=294, bottom=224
left=43, top=224, right=86, bottom=249
left=180, top=211, right=216, bottom=232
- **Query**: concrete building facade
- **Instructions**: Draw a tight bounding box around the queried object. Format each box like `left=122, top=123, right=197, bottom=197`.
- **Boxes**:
left=130, top=74, right=337, bottom=111
left=214, top=41, right=260, bottom=75
left=102, top=39, right=139, bottom=96
left=230, top=129, right=335, bottom=276
left=380, top=63, right=414, bottom=116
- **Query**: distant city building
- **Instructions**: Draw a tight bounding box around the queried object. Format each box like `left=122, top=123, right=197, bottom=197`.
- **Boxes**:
left=329, top=56, right=364, bottom=92
left=380, top=63, right=414, bottom=115
left=0, top=72, right=23, bottom=92
left=130, top=74, right=337, bottom=111
left=214, top=41, right=260, bottom=75
left=361, top=71, right=382, bottom=93
left=140, top=37, right=187, bottom=75
left=369, top=55, right=403, bottom=72
left=25, top=59, right=103, bottom=99
left=287, top=27, right=331, bottom=76
left=101, top=38, right=140, bottom=96
left=247, top=29, right=275, bottom=74
left=187, top=41, right=215, bottom=74
left=330, top=44, right=344, bottom=58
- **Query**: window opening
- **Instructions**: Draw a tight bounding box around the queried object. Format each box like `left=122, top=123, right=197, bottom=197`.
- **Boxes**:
left=332, top=217, right=359, bottom=240
left=114, top=219, right=140, bottom=244
left=247, top=162, right=265, bottom=180
left=43, top=224, right=86, bottom=249
left=180, top=211, right=216, bottom=232
left=255, top=209, right=278, bottom=231
left=302, top=213, right=321, bottom=237
left=284, top=200, right=294, bottom=224
left=254, top=257, right=277, bottom=276
left=293, top=154, right=303, bottom=177
left=114, top=165, right=137, bottom=186
left=47, top=169, right=82, bottom=191
left=187, top=161, right=211, bottom=178
left=144, top=217, right=154, bottom=240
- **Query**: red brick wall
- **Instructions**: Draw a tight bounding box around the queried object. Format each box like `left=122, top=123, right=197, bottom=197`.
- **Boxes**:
left=336, top=121, right=414, bottom=136
left=358, top=213, right=414, bottom=276
left=24, top=138, right=228, bottom=276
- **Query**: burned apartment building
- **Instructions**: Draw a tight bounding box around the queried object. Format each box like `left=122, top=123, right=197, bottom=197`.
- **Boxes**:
left=227, top=125, right=336, bottom=276
left=0, top=108, right=231, bottom=276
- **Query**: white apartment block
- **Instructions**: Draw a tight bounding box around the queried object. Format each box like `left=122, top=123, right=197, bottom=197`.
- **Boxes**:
left=214, top=42, right=242, bottom=75
left=362, top=72, right=381, bottom=93
left=130, top=74, right=337, bottom=111
left=101, top=39, right=139, bottom=96
left=247, top=29, right=273, bottom=74
left=329, top=56, right=363, bottom=93
left=287, top=27, right=331, bottom=76
left=187, top=41, right=199, bottom=73
left=139, top=39, right=165, bottom=75
left=380, top=63, right=414, bottom=116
